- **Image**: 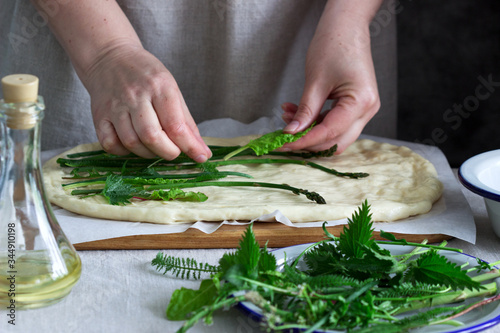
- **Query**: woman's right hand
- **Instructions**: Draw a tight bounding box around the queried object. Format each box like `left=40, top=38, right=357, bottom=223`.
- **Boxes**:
left=82, top=43, right=211, bottom=162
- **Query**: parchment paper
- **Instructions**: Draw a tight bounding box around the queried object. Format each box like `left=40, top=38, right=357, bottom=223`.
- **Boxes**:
left=42, top=116, right=476, bottom=245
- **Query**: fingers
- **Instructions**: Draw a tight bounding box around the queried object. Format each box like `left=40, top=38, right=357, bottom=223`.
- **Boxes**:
left=95, top=103, right=176, bottom=159
left=281, top=102, right=298, bottom=124
left=282, top=96, right=378, bottom=154
left=96, top=95, right=211, bottom=162
left=128, top=101, right=181, bottom=159
left=283, top=84, right=326, bottom=134
left=152, top=88, right=212, bottom=162
left=95, top=117, right=130, bottom=156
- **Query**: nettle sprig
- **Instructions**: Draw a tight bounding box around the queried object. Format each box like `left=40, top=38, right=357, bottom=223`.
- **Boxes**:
left=58, top=124, right=367, bottom=205
left=151, top=201, right=500, bottom=333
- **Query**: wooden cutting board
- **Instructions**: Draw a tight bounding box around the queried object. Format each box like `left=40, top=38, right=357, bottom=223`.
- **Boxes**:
left=74, top=222, right=452, bottom=250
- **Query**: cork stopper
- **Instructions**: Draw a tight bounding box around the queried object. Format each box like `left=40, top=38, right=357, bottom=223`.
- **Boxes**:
left=2, top=74, right=39, bottom=103
left=1, top=74, right=41, bottom=129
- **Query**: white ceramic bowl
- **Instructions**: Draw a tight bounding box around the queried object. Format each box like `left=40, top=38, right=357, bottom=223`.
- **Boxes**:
left=459, top=149, right=500, bottom=238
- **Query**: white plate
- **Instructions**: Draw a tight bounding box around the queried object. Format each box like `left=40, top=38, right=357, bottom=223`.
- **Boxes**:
left=236, top=243, right=500, bottom=333
left=459, top=149, right=500, bottom=201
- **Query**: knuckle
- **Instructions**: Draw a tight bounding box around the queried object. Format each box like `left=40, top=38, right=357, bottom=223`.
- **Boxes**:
left=120, top=135, right=141, bottom=150
left=359, top=91, right=380, bottom=115
left=100, top=137, right=118, bottom=152
left=164, top=121, right=188, bottom=138
left=324, top=129, right=338, bottom=143
left=120, top=85, right=141, bottom=104
left=146, top=72, right=176, bottom=94
left=296, top=103, right=316, bottom=119
left=139, top=127, right=163, bottom=146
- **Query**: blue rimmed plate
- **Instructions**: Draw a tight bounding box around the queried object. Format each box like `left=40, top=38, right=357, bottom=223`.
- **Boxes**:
left=236, top=243, right=500, bottom=333
left=458, top=149, right=500, bottom=202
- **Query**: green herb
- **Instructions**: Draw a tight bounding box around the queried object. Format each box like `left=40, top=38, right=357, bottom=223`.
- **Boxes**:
left=64, top=157, right=368, bottom=180
left=151, top=201, right=500, bottom=332
left=58, top=126, right=367, bottom=205
left=223, top=123, right=315, bottom=160
left=71, top=174, right=326, bottom=205
left=100, top=174, right=208, bottom=205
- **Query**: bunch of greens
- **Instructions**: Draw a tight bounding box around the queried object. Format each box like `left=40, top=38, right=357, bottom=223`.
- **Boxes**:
left=152, top=201, right=500, bottom=332
left=57, top=125, right=367, bottom=205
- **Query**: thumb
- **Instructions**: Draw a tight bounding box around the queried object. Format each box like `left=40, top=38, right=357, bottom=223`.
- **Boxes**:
left=283, top=85, right=326, bottom=134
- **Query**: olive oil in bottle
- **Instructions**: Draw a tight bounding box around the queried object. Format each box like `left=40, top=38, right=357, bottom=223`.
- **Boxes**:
left=0, top=74, right=81, bottom=310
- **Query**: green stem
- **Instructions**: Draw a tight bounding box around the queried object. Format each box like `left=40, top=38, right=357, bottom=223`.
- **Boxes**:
left=394, top=281, right=498, bottom=315
left=222, top=146, right=249, bottom=160
left=146, top=181, right=326, bottom=204
left=62, top=171, right=253, bottom=189
left=71, top=180, right=326, bottom=204
left=375, top=240, right=463, bottom=253
left=63, top=157, right=367, bottom=179
left=66, top=149, right=107, bottom=158
left=472, top=269, right=500, bottom=283
left=212, top=159, right=367, bottom=179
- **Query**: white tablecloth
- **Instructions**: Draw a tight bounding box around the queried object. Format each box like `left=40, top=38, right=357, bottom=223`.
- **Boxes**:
left=2, top=172, right=500, bottom=333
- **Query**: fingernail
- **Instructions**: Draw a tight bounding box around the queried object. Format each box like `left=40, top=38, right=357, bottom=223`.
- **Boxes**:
left=284, top=120, right=299, bottom=133
left=194, top=154, right=207, bottom=163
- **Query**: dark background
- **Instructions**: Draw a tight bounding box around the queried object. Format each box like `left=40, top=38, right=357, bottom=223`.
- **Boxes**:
left=396, top=0, right=500, bottom=167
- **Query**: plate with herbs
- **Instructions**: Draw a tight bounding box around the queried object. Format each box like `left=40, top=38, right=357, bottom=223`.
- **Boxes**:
left=236, top=244, right=500, bottom=333
left=152, top=201, right=500, bottom=333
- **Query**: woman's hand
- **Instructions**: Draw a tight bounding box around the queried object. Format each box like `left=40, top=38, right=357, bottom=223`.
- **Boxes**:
left=31, top=0, right=211, bottom=162
left=83, top=44, right=211, bottom=162
left=282, top=0, right=383, bottom=154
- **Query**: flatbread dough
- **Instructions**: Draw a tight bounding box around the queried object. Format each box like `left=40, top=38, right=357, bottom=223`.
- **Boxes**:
left=42, top=137, right=443, bottom=224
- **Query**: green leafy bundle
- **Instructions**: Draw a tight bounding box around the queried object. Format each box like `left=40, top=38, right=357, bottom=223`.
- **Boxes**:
left=223, top=123, right=315, bottom=160
left=151, top=201, right=500, bottom=332
left=57, top=124, right=367, bottom=205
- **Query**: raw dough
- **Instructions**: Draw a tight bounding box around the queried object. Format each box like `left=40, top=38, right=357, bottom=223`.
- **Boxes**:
left=42, top=138, right=443, bottom=224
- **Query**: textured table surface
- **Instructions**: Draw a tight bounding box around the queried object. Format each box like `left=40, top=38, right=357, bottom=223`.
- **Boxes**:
left=2, top=172, right=500, bottom=333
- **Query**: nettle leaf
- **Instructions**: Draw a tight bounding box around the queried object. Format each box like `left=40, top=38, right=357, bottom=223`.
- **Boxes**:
left=405, top=250, right=482, bottom=291
left=218, top=252, right=239, bottom=276
left=223, top=123, right=315, bottom=160
left=102, top=174, right=138, bottom=205
left=338, top=200, right=375, bottom=258
left=304, top=242, right=344, bottom=276
left=236, top=224, right=261, bottom=279
left=340, top=244, right=403, bottom=280
left=379, top=230, right=409, bottom=246
left=219, top=224, right=272, bottom=285
left=166, top=279, right=218, bottom=321
left=258, top=244, right=277, bottom=273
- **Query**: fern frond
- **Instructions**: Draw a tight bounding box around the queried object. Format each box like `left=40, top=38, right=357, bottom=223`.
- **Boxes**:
left=151, top=252, right=219, bottom=280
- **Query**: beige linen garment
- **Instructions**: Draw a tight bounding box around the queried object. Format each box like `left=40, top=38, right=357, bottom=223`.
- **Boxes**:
left=0, top=0, right=397, bottom=150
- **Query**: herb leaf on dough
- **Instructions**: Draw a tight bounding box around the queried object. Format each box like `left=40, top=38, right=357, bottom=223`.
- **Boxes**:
left=223, top=123, right=315, bottom=160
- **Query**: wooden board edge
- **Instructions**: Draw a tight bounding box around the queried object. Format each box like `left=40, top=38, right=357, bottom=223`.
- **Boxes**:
left=73, top=223, right=452, bottom=250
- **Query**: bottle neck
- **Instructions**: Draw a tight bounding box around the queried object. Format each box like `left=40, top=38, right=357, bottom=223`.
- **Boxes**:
left=0, top=97, right=45, bottom=180
left=6, top=123, right=42, bottom=179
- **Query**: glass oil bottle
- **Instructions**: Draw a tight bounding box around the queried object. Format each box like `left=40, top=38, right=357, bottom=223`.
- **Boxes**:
left=0, top=74, right=81, bottom=309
